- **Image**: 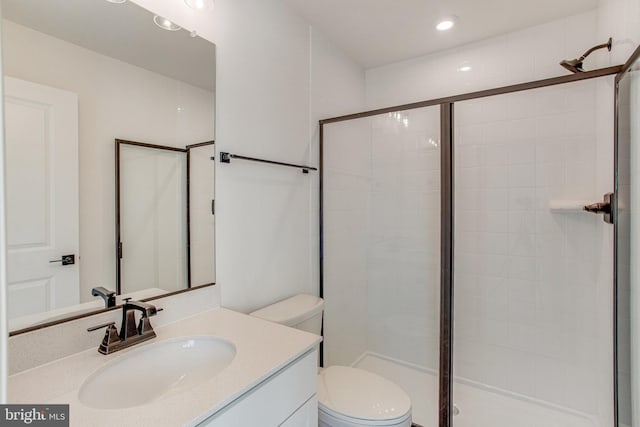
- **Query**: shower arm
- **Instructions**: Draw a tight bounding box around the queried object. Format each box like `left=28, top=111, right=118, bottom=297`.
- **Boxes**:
left=577, top=38, right=613, bottom=61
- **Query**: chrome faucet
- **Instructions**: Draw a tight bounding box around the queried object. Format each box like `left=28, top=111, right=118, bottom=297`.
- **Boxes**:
left=88, top=300, right=162, bottom=355
left=91, top=286, right=116, bottom=308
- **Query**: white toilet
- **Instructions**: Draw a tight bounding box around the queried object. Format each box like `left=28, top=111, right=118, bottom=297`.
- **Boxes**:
left=250, top=294, right=412, bottom=427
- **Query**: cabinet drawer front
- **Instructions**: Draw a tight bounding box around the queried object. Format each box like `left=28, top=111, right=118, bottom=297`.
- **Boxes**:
left=281, top=396, right=318, bottom=427
left=199, top=349, right=318, bottom=426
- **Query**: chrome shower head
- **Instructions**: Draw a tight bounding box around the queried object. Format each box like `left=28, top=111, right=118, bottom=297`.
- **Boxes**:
left=560, top=37, right=612, bottom=73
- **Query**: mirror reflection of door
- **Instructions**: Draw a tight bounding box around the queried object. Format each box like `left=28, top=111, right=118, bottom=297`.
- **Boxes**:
left=5, top=76, right=79, bottom=320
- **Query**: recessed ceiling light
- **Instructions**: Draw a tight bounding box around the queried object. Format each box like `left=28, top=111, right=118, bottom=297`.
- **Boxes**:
left=436, top=16, right=457, bottom=31
left=105, top=0, right=127, bottom=3
left=184, top=0, right=214, bottom=11
left=153, top=15, right=181, bottom=31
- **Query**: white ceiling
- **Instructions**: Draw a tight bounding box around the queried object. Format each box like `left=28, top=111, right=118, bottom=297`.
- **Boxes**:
left=281, top=0, right=598, bottom=68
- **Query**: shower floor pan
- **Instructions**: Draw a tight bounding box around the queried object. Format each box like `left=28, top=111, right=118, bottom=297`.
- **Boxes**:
left=353, top=352, right=598, bottom=427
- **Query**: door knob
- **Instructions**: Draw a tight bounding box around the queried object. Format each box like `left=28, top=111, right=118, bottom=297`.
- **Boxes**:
left=49, top=254, right=75, bottom=266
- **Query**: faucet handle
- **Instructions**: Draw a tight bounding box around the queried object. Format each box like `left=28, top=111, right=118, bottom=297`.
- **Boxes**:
left=87, top=322, right=120, bottom=355
left=87, top=321, right=116, bottom=332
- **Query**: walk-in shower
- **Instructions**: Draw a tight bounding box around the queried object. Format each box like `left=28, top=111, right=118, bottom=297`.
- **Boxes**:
left=319, top=45, right=640, bottom=427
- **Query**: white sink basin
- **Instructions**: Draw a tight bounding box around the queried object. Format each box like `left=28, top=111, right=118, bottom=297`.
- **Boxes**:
left=79, top=336, right=236, bottom=409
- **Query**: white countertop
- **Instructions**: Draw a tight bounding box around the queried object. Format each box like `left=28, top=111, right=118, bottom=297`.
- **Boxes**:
left=8, top=308, right=321, bottom=426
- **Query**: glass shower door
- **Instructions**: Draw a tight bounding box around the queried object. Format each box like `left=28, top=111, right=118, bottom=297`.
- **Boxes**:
left=322, top=106, right=441, bottom=427
left=452, top=78, right=615, bottom=427
left=615, top=52, right=640, bottom=427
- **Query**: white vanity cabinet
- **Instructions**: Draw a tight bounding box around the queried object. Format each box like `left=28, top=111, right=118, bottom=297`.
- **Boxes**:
left=198, top=349, right=318, bottom=426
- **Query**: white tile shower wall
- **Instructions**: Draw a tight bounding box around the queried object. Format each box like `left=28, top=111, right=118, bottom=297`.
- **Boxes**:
left=454, top=80, right=611, bottom=420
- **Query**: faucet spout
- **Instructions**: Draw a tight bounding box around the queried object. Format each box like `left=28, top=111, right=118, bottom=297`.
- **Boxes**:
left=91, top=286, right=116, bottom=308
left=120, top=300, right=160, bottom=340
left=88, top=300, right=163, bottom=355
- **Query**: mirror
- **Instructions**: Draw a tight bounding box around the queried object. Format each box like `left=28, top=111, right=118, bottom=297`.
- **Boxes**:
left=3, top=0, right=216, bottom=333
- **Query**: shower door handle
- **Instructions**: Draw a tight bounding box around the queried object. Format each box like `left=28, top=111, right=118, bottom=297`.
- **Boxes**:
left=584, top=192, right=614, bottom=224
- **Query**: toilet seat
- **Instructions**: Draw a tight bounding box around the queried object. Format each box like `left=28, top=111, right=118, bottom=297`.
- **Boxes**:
left=318, top=366, right=412, bottom=426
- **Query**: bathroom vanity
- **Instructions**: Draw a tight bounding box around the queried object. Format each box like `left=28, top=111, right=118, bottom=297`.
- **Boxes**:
left=7, top=309, right=320, bottom=426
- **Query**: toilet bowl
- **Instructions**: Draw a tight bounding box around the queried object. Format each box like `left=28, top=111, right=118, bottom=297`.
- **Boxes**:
left=318, top=365, right=411, bottom=427
left=250, top=294, right=412, bottom=427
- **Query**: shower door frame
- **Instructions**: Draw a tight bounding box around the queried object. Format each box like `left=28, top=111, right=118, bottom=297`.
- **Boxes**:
left=319, top=63, right=628, bottom=427
left=613, top=44, right=640, bottom=427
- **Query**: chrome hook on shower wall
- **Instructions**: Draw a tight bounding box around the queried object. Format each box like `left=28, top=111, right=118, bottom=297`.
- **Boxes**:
left=584, top=192, right=614, bottom=224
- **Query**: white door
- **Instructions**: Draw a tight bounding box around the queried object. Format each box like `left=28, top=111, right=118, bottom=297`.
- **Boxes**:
left=4, top=76, right=79, bottom=320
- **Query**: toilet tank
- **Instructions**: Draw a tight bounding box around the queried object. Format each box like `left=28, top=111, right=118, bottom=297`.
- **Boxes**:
left=249, top=294, right=324, bottom=335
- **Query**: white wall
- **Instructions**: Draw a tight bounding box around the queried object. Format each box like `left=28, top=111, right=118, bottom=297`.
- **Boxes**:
left=0, top=1, right=8, bottom=404
left=211, top=0, right=314, bottom=312
left=366, top=11, right=599, bottom=109
left=131, top=0, right=365, bottom=313
left=2, top=20, right=215, bottom=303
left=597, top=0, right=640, bottom=67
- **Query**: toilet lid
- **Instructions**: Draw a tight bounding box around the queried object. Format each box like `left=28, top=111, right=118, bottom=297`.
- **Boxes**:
left=317, top=366, right=411, bottom=422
